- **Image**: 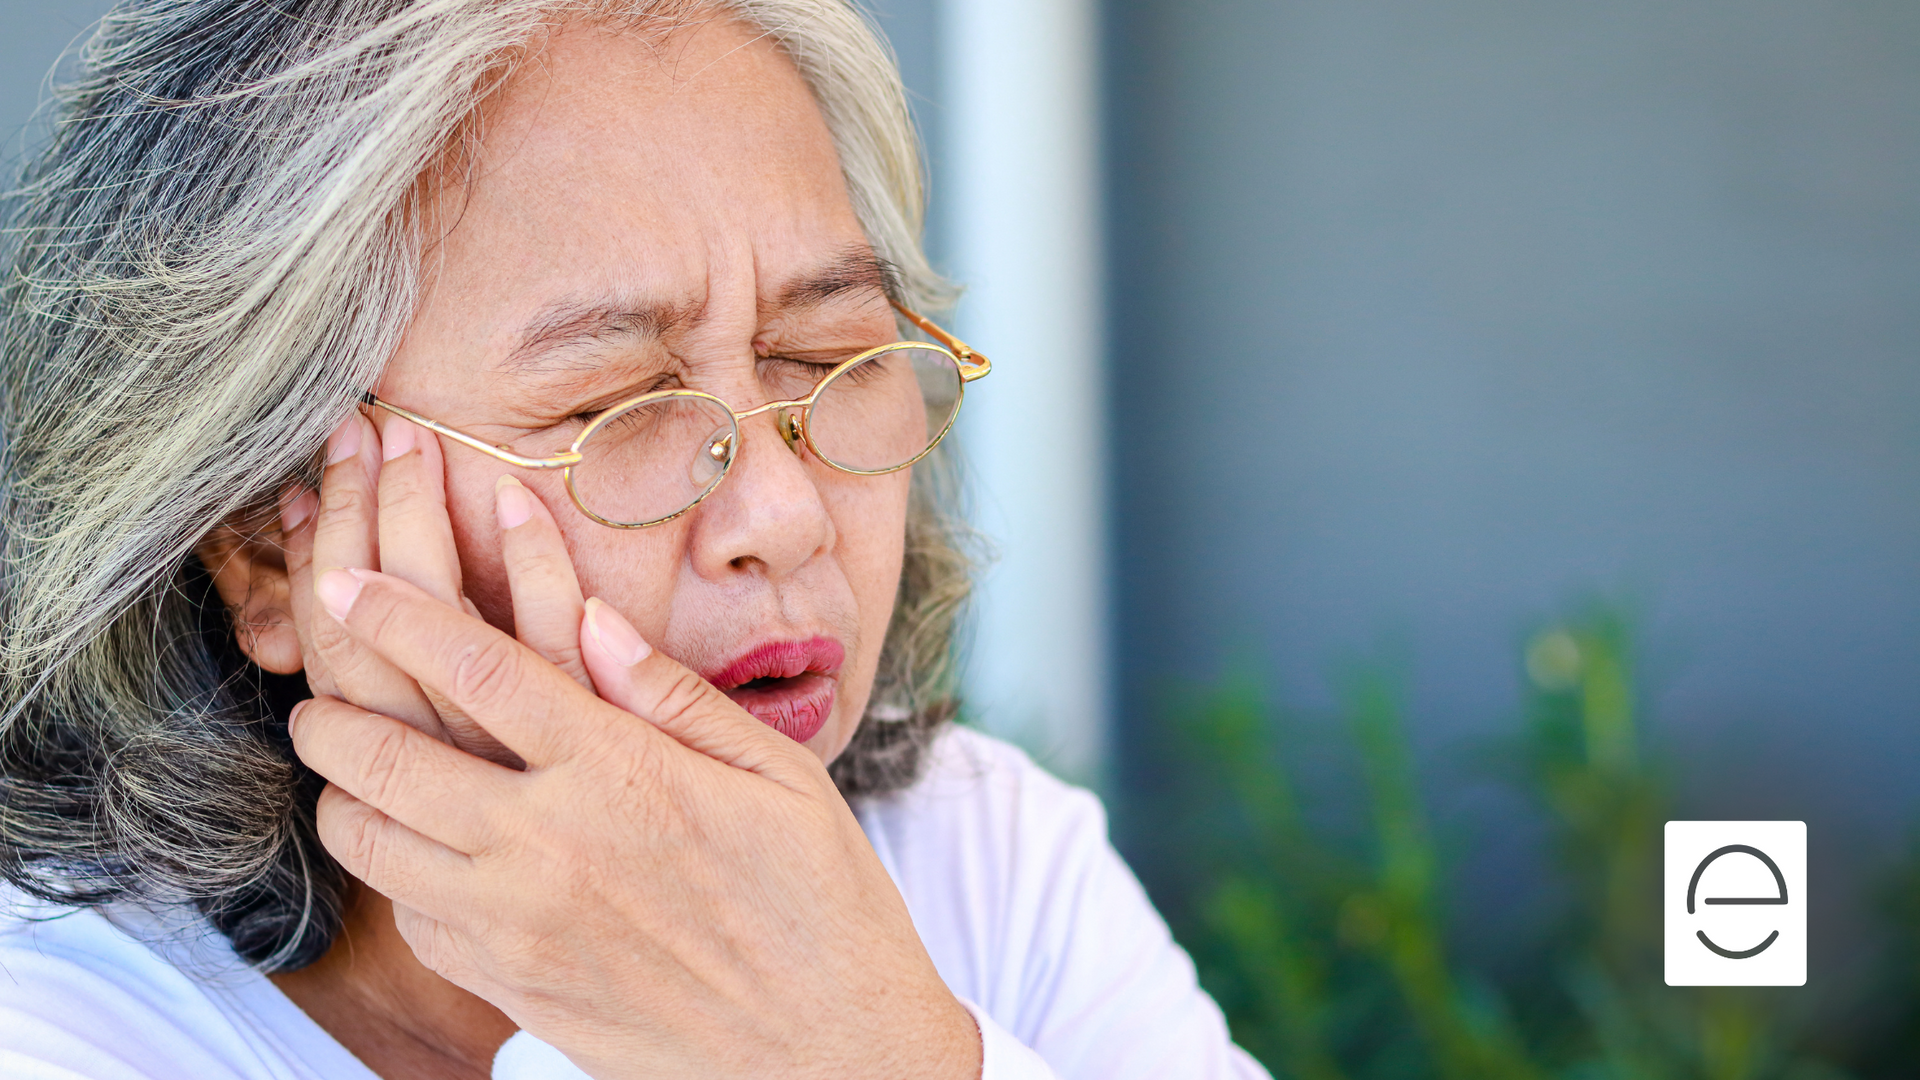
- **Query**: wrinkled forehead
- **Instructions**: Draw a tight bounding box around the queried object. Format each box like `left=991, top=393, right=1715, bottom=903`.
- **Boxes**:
left=389, top=16, right=888, bottom=400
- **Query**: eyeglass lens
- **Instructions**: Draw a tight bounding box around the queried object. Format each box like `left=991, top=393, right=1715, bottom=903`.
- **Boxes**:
left=564, top=345, right=964, bottom=527
left=565, top=395, right=736, bottom=526
left=807, top=345, right=961, bottom=472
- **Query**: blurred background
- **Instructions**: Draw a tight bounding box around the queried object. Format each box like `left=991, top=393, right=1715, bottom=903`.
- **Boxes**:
left=4, top=1, right=1917, bottom=1076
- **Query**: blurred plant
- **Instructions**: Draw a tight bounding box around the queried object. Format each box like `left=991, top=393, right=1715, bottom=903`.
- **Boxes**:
left=1140, top=606, right=1860, bottom=1080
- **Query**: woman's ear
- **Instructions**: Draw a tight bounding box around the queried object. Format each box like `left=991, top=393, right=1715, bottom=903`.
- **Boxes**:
left=195, top=507, right=305, bottom=676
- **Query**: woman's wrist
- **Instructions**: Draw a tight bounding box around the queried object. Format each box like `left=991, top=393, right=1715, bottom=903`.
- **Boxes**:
left=897, top=990, right=983, bottom=1080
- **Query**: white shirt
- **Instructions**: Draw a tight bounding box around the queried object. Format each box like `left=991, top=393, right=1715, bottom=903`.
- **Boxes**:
left=0, top=727, right=1268, bottom=1079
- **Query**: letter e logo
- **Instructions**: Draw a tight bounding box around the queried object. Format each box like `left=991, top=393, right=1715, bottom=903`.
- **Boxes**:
left=1664, top=821, right=1806, bottom=986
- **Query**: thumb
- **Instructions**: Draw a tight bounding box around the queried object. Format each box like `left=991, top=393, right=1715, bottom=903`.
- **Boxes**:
left=579, top=599, right=798, bottom=775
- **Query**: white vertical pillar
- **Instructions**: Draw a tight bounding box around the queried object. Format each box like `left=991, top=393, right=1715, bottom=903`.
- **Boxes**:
left=939, top=0, right=1108, bottom=783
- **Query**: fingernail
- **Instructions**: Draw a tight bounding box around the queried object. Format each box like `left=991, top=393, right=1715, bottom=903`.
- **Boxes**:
left=495, top=475, right=534, bottom=530
left=279, top=488, right=317, bottom=534
left=287, top=699, right=310, bottom=735
left=316, top=568, right=366, bottom=621
left=325, top=417, right=361, bottom=466
left=585, top=598, right=651, bottom=667
left=381, top=416, right=418, bottom=462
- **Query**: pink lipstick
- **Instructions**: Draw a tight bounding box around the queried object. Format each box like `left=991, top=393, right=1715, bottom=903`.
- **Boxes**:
left=702, top=637, right=845, bottom=744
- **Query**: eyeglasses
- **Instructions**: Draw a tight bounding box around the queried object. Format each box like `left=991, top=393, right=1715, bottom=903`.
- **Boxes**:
left=362, top=300, right=989, bottom=529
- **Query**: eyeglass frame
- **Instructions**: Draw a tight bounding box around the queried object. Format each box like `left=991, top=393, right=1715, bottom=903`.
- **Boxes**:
left=361, top=298, right=990, bottom=529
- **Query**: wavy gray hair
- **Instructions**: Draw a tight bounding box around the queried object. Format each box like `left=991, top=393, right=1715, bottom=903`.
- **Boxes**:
left=0, top=0, right=970, bottom=971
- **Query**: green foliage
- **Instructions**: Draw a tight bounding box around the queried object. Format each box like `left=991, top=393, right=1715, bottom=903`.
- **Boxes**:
left=1144, top=607, right=1870, bottom=1080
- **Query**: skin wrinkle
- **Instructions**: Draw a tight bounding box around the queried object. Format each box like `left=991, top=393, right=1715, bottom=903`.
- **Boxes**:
left=493, top=246, right=889, bottom=387
left=497, top=294, right=704, bottom=375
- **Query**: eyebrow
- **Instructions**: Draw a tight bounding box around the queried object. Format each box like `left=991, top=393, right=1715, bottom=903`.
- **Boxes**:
left=775, top=246, right=896, bottom=311
left=498, top=296, right=701, bottom=374
left=498, top=248, right=897, bottom=377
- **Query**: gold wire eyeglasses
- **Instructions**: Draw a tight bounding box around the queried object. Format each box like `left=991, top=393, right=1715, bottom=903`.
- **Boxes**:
left=363, top=300, right=989, bottom=529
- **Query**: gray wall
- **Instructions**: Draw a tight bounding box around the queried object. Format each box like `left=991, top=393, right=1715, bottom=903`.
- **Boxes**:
left=1105, top=0, right=1920, bottom=974
left=866, top=0, right=948, bottom=269
left=0, top=2, right=109, bottom=157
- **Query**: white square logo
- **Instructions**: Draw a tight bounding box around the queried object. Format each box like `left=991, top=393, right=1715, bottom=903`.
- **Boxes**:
left=1664, top=821, right=1805, bottom=986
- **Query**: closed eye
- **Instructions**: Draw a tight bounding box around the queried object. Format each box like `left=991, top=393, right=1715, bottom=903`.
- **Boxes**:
left=568, top=374, right=685, bottom=424
left=762, top=355, right=846, bottom=376
left=758, top=354, right=851, bottom=399
left=760, top=351, right=898, bottom=389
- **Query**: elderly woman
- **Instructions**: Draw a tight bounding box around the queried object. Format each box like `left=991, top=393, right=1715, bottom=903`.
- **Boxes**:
left=0, top=2, right=1264, bottom=1078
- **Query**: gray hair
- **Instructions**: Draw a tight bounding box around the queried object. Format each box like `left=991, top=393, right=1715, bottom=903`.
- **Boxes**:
left=0, top=0, right=970, bottom=971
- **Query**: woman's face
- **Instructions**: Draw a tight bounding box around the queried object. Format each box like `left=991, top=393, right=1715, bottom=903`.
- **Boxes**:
left=375, top=19, right=908, bottom=765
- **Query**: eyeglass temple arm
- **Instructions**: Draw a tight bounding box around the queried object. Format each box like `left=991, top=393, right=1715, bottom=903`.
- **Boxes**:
left=891, top=300, right=992, bottom=382
left=360, top=392, right=582, bottom=470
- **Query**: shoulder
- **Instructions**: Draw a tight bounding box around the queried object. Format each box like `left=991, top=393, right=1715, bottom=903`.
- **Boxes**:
left=856, top=725, right=1108, bottom=867
left=0, top=892, right=321, bottom=1080
left=852, top=727, right=1131, bottom=1014
left=0, top=896, right=211, bottom=1077
left=853, top=729, right=1269, bottom=1079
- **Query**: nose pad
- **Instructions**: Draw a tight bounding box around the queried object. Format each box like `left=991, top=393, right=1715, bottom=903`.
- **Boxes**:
left=775, top=408, right=804, bottom=454
left=698, top=430, right=735, bottom=484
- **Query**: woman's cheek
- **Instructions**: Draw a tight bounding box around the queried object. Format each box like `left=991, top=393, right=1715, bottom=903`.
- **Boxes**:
left=824, top=471, right=912, bottom=756
left=833, top=469, right=910, bottom=630
left=563, top=524, right=687, bottom=642
left=442, top=460, right=682, bottom=642
left=446, top=464, right=518, bottom=631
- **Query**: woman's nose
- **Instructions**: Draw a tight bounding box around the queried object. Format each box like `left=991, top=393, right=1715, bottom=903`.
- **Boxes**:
left=685, top=408, right=834, bottom=580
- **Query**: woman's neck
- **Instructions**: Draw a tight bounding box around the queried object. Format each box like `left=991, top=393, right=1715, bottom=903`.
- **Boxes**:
left=270, top=884, right=517, bottom=1080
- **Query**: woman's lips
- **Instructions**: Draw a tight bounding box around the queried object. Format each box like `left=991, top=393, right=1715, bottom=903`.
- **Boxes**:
left=702, top=637, right=846, bottom=744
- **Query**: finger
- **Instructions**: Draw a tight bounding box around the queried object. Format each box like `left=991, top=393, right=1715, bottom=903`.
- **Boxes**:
left=278, top=484, right=336, bottom=696
left=373, top=414, right=463, bottom=607
left=311, top=413, right=379, bottom=582
left=369, top=413, right=526, bottom=762
left=579, top=598, right=804, bottom=779
left=496, top=476, right=590, bottom=689
left=289, top=696, right=513, bottom=854
left=309, top=413, right=446, bottom=740
left=390, top=904, right=481, bottom=990
left=313, top=784, right=474, bottom=921
left=315, top=566, right=616, bottom=767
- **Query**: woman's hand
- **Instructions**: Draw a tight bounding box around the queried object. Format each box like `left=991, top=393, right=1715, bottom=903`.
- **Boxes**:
left=279, top=411, right=978, bottom=1078
left=279, top=412, right=588, bottom=765
left=286, top=565, right=980, bottom=1080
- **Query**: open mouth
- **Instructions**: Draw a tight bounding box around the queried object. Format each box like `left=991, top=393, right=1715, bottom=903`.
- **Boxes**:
left=702, top=637, right=846, bottom=744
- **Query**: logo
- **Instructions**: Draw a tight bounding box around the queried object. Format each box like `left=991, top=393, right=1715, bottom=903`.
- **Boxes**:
left=1664, top=821, right=1805, bottom=986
